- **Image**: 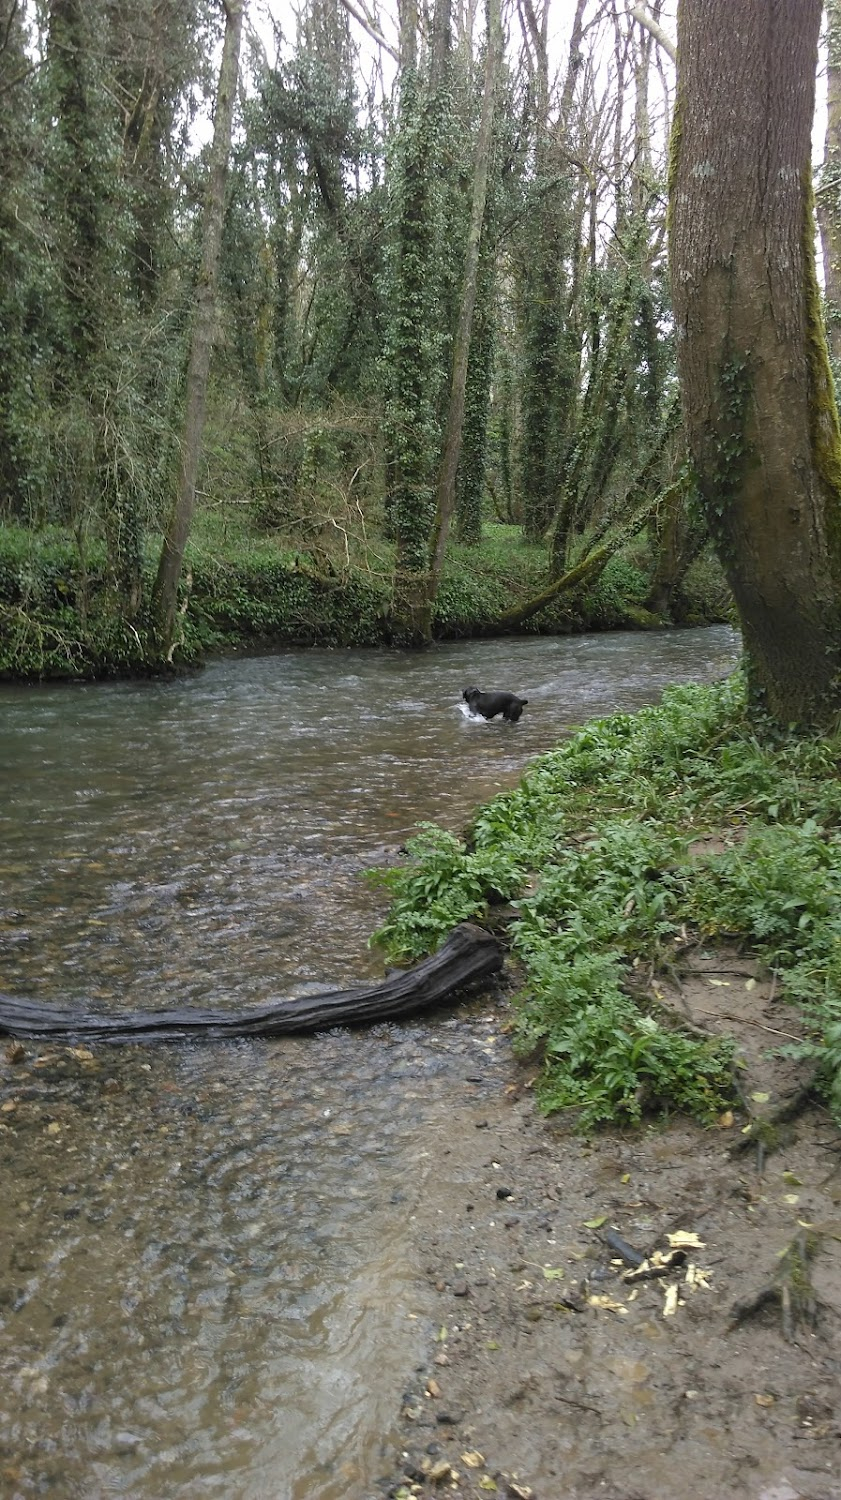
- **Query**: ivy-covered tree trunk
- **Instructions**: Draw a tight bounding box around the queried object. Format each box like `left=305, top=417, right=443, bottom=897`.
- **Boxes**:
left=384, top=69, right=443, bottom=643
left=670, top=0, right=841, bottom=728
left=43, top=0, right=149, bottom=609
left=428, top=0, right=501, bottom=589
left=383, top=0, right=452, bottom=645
left=455, top=251, right=496, bottom=545
left=152, top=0, right=245, bottom=653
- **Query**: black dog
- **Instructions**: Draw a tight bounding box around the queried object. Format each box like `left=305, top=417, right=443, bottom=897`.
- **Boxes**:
left=463, top=685, right=529, bottom=722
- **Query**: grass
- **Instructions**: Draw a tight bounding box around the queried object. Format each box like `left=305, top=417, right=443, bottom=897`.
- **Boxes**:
left=370, top=672, right=841, bottom=1129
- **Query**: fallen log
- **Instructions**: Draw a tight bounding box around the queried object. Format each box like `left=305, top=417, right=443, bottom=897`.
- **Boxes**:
left=0, top=923, right=503, bottom=1044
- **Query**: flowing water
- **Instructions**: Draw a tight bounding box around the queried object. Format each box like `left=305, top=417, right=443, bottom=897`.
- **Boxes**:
left=0, top=627, right=739, bottom=1499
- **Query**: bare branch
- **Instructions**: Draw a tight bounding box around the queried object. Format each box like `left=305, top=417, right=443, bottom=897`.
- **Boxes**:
left=338, top=0, right=400, bottom=60
left=628, top=4, right=676, bottom=63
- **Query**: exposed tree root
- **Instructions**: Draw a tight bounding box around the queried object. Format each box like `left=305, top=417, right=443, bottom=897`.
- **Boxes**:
left=728, top=1228, right=822, bottom=1341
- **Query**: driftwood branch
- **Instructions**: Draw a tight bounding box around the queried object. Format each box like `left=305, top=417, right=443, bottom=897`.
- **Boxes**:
left=0, top=924, right=502, bottom=1044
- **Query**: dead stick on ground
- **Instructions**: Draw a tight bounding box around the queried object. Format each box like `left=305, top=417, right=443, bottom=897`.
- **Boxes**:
left=692, top=1009, right=802, bottom=1041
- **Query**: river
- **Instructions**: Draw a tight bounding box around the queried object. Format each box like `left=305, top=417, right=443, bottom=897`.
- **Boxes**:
left=0, top=626, right=739, bottom=1499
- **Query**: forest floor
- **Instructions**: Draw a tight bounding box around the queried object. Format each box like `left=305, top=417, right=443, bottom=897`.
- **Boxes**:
left=379, top=954, right=841, bottom=1500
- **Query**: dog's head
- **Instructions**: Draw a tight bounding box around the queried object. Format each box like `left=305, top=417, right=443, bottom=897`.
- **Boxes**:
left=463, top=685, right=480, bottom=703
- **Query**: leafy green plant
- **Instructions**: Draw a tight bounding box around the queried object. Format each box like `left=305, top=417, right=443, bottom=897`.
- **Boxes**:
left=369, top=672, right=841, bottom=1126
left=524, top=991, right=734, bottom=1130
left=369, top=822, right=527, bottom=962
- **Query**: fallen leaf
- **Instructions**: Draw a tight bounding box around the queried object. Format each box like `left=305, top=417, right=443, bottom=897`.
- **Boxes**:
left=461, top=1451, right=485, bottom=1468
left=666, top=1231, right=705, bottom=1250
left=621, top=1172, right=631, bottom=1183
left=751, top=1091, right=771, bottom=1103
left=717, top=1110, right=735, bottom=1129
left=46, top=1121, right=61, bottom=1135
left=782, top=1171, right=803, bottom=1187
left=745, top=977, right=757, bottom=991
left=583, top=1215, right=607, bottom=1229
left=542, top=1266, right=565, bottom=1280
left=587, top=1294, right=628, bottom=1316
left=662, top=1284, right=679, bottom=1317
left=0, top=1100, right=17, bottom=1114
left=427, top=1459, right=453, bottom=1481
left=478, top=1478, right=498, bottom=1492
left=708, top=978, right=730, bottom=986
left=783, top=1193, right=800, bottom=1205
left=426, top=1377, right=441, bottom=1398
left=754, top=1393, right=775, bottom=1407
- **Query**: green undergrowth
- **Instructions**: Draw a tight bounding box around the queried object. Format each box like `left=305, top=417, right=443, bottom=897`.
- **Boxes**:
left=370, top=673, right=841, bottom=1129
left=0, top=517, right=728, bottom=678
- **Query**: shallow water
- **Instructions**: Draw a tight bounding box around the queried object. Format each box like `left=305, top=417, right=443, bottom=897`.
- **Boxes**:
left=0, top=626, right=739, bottom=1499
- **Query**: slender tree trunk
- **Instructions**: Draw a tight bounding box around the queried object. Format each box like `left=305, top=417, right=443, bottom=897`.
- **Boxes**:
left=670, top=0, right=841, bottom=728
left=0, top=0, right=35, bottom=518
left=428, top=0, right=501, bottom=593
left=152, top=0, right=245, bottom=652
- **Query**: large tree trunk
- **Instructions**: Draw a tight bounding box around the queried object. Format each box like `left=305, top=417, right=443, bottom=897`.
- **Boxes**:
left=152, top=0, right=245, bottom=654
left=670, top=0, right=841, bottom=729
left=0, top=924, right=501, bottom=1042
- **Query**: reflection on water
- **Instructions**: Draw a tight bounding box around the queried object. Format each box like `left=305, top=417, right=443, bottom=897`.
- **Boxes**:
left=0, top=627, right=739, bottom=1498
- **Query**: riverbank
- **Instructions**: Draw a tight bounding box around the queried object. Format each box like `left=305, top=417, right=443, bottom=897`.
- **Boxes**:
left=369, top=675, right=841, bottom=1498
left=0, top=521, right=730, bottom=681
left=380, top=978, right=841, bottom=1500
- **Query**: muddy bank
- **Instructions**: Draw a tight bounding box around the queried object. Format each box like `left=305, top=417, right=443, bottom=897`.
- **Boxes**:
left=380, top=970, right=841, bottom=1500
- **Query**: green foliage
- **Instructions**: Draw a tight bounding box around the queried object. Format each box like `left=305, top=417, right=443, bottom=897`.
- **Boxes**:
left=369, top=823, right=528, bottom=963
left=509, top=818, right=734, bottom=1128
left=690, top=822, right=841, bottom=1115
left=581, top=555, right=650, bottom=625
left=370, top=673, right=841, bottom=1126
left=0, top=526, right=165, bottom=678
left=520, top=990, right=734, bottom=1130
left=0, top=511, right=677, bottom=677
